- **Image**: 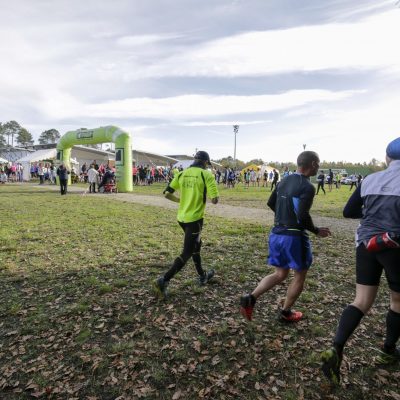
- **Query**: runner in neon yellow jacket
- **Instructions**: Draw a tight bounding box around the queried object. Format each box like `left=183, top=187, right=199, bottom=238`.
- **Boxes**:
left=153, top=151, right=219, bottom=299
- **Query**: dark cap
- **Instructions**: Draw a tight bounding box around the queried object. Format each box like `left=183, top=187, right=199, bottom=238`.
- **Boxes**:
left=386, top=137, right=400, bottom=160
left=194, top=150, right=211, bottom=165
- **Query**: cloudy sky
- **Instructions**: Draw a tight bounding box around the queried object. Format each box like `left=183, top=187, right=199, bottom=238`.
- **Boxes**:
left=1, top=0, right=399, bottom=163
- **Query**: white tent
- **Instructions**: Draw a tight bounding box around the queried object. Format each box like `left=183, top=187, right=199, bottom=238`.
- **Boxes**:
left=173, top=159, right=222, bottom=170
left=173, top=160, right=193, bottom=169
left=17, top=149, right=57, bottom=181
left=0, top=156, right=8, bottom=163
left=259, top=164, right=278, bottom=181
left=17, top=150, right=80, bottom=181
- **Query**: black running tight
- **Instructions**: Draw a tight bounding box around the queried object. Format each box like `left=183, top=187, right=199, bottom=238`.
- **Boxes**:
left=164, top=219, right=204, bottom=281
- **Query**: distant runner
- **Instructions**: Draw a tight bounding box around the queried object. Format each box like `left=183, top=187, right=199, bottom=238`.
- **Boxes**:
left=316, top=170, right=326, bottom=195
left=270, top=169, right=279, bottom=191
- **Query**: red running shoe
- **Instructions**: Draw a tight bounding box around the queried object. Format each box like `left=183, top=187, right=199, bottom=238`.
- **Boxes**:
left=279, top=309, right=303, bottom=322
left=240, top=294, right=256, bottom=321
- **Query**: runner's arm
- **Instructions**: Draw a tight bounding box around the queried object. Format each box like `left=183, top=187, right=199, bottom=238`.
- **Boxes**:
left=163, top=185, right=180, bottom=203
left=343, top=185, right=363, bottom=218
left=205, top=171, right=219, bottom=205
left=163, top=172, right=181, bottom=202
left=298, top=186, right=320, bottom=235
left=297, top=198, right=319, bottom=234
left=267, top=189, right=277, bottom=211
left=165, top=192, right=180, bottom=203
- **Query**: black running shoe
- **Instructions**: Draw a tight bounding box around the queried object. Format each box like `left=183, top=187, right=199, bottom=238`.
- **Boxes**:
left=240, top=294, right=255, bottom=321
left=199, top=269, right=215, bottom=286
left=278, top=309, right=303, bottom=323
left=321, top=347, right=342, bottom=385
left=376, top=347, right=400, bottom=365
left=153, top=277, right=168, bottom=299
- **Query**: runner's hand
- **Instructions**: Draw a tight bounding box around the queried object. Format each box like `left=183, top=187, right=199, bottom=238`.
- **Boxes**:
left=317, top=227, right=331, bottom=238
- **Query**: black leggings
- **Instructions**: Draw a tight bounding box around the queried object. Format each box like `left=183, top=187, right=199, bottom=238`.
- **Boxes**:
left=60, top=179, right=67, bottom=195
left=164, top=219, right=204, bottom=281
left=316, top=182, right=325, bottom=194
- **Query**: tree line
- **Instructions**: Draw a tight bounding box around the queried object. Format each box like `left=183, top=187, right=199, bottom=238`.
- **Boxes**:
left=0, top=120, right=60, bottom=147
left=0, top=121, right=386, bottom=173
left=215, top=156, right=385, bottom=174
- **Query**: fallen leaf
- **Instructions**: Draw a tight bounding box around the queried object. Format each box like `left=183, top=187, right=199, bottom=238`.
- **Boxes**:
left=172, top=389, right=183, bottom=399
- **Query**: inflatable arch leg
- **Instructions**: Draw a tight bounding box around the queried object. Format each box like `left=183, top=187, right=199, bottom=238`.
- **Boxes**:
left=56, top=126, right=133, bottom=193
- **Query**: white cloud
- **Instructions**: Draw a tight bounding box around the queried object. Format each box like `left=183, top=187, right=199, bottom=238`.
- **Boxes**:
left=123, top=10, right=400, bottom=80
left=179, top=120, right=271, bottom=127
left=234, top=92, right=400, bottom=163
left=116, top=34, right=182, bottom=47
left=78, top=90, right=358, bottom=120
left=1, top=1, right=399, bottom=164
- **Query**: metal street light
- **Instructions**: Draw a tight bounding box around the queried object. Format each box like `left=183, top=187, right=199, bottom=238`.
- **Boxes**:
left=303, top=144, right=306, bottom=151
left=233, top=125, right=239, bottom=168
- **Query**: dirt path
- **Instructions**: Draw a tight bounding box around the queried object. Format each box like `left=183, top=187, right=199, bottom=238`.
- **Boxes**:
left=33, top=184, right=358, bottom=235
left=113, top=193, right=358, bottom=235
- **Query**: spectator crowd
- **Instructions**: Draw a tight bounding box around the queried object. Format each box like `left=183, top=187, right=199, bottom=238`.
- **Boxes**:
left=0, top=158, right=366, bottom=194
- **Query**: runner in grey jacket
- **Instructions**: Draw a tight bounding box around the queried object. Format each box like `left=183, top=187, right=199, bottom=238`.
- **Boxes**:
left=321, top=137, right=400, bottom=385
left=344, top=160, right=400, bottom=245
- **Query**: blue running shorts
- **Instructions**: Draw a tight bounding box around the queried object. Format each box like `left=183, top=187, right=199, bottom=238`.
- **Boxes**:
left=267, top=232, right=313, bottom=271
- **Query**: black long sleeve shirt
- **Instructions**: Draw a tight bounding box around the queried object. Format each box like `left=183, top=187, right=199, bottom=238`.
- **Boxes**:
left=343, top=185, right=363, bottom=219
left=267, top=173, right=319, bottom=235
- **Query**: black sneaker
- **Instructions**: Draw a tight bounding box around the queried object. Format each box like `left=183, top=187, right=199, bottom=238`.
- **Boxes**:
left=321, top=347, right=342, bottom=385
left=240, top=294, right=255, bottom=321
left=153, top=277, right=168, bottom=299
left=199, top=269, right=215, bottom=286
left=278, top=309, right=303, bottom=323
left=376, top=347, right=400, bottom=365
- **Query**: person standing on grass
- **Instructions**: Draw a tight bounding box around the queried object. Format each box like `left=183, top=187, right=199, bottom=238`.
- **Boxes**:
left=38, top=163, right=45, bottom=184
left=270, top=169, right=279, bottom=191
left=263, top=170, right=268, bottom=188
left=240, top=151, right=331, bottom=322
left=316, top=170, right=326, bottom=195
left=327, top=169, right=334, bottom=192
left=321, top=137, right=400, bottom=385
left=81, top=162, right=88, bottom=183
left=153, top=151, right=219, bottom=299
left=257, top=168, right=262, bottom=187
left=335, top=172, right=341, bottom=189
left=87, top=164, right=99, bottom=193
left=56, top=163, right=70, bottom=195
left=49, top=164, right=56, bottom=184
left=349, top=173, right=357, bottom=190
left=268, top=170, right=273, bottom=184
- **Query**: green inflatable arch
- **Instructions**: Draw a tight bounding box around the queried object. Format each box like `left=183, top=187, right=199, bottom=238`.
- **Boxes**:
left=56, top=125, right=133, bottom=193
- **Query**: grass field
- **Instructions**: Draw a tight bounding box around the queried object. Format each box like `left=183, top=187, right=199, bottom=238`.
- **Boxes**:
left=0, top=184, right=399, bottom=399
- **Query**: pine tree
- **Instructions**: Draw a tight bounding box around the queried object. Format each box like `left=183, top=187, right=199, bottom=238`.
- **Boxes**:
left=38, top=129, right=61, bottom=144
left=0, top=122, right=6, bottom=146
left=17, top=128, right=34, bottom=146
left=2, top=120, right=21, bottom=146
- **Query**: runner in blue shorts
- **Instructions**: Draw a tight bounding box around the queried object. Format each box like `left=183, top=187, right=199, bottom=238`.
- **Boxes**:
left=240, top=151, right=331, bottom=322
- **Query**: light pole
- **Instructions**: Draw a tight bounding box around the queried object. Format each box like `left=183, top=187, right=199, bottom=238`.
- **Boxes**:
left=303, top=144, right=306, bottom=151
left=233, top=125, right=239, bottom=169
